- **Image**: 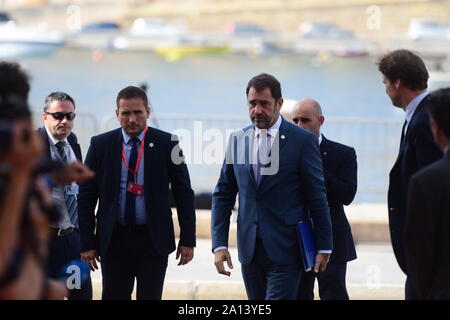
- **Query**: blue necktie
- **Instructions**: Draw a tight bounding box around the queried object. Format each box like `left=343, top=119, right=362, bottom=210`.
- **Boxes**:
left=55, top=141, right=78, bottom=228
left=125, top=138, right=139, bottom=226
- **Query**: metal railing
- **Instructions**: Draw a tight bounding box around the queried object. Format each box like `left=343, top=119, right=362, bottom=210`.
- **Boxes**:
left=34, top=112, right=403, bottom=203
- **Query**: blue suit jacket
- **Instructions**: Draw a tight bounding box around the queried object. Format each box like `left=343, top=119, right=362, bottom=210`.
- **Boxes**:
left=212, top=117, right=332, bottom=265
left=388, top=95, right=443, bottom=274
left=320, top=136, right=357, bottom=264
left=78, top=127, right=196, bottom=257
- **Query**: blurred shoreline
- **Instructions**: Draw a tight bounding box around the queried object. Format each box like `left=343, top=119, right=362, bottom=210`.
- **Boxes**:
left=3, top=0, right=450, bottom=63
left=4, top=0, right=450, bottom=40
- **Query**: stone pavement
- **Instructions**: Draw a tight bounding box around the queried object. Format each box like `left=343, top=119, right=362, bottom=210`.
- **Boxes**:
left=89, top=203, right=406, bottom=300
left=173, top=203, right=391, bottom=246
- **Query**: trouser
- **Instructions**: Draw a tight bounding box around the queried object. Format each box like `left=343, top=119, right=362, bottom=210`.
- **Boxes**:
left=405, top=276, right=418, bottom=300
left=298, top=262, right=349, bottom=300
left=47, top=229, right=93, bottom=300
left=101, top=224, right=168, bottom=300
left=241, top=237, right=302, bottom=300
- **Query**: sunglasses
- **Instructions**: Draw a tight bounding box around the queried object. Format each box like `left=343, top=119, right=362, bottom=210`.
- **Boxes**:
left=45, top=112, right=76, bottom=121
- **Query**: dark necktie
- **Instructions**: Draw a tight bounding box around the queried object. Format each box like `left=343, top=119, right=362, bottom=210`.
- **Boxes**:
left=55, top=141, right=68, bottom=163
left=399, top=120, right=407, bottom=152
left=55, top=141, right=78, bottom=228
left=125, top=137, right=139, bottom=226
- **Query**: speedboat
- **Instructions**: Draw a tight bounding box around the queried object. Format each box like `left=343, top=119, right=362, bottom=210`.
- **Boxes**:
left=0, top=20, right=64, bottom=58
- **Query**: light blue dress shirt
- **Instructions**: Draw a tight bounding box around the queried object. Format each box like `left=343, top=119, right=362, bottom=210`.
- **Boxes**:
left=404, top=91, right=429, bottom=135
left=118, top=128, right=147, bottom=225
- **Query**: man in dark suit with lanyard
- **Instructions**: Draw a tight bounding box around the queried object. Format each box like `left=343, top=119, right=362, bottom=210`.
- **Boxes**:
left=292, top=98, right=357, bottom=300
left=378, top=49, right=443, bottom=299
left=40, top=91, right=93, bottom=300
left=79, top=86, right=196, bottom=300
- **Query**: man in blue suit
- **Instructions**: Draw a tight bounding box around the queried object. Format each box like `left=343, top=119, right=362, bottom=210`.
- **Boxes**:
left=78, top=86, right=196, bottom=300
left=212, top=73, right=333, bottom=300
left=378, top=49, right=443, bottom=300
left=292, top=98, right=357, bottom=300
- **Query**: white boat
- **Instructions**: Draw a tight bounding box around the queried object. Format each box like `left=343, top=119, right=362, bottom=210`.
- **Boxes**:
left=0, top=21, right=64, bottom=58
left=429, top=69, right=450, bottom=90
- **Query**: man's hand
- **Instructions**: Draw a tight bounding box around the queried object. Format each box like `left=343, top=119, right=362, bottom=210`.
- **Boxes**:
left=44, top=279, right=68, bottom=300
left=176, top=246, right=194, bottom=266
left=314, top=253, right=330, bottom=273
left=214, top=249, right=233, bottom=277
left=81, top=250, right=101, bottom=271
left=53, top=161, right=95, bottom=185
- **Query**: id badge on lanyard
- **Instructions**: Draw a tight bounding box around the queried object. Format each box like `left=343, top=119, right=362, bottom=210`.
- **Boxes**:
left=126, top=182, right=144, bottom=195
left=65, top=184, right=79, bottom=195
left=122, top=127, right=147, bottom=195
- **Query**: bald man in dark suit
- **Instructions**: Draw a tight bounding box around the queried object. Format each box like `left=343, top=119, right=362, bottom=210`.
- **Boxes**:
left=292, top=98, right=357, bottom=300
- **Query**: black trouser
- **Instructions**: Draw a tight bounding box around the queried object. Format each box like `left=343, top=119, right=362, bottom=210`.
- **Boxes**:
left=47, top=229, right=93, bottom=300
left=298, top=262, right=349, bottom=300
left=101, top=224, right=168, bottom=300
left=405, top=276, right=418, bottom=300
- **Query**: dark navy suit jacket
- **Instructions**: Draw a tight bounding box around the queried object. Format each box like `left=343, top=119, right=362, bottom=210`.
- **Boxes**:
left=388, top=95, right=442, bottom=274
left=78, top=127, right=196, bottom=257
left=212, top=117, right=332, bottom=266
left=405, top=151, right=450, bottom=299
left=38, top=127, right=82, bottom=162
left=320, top=136, right=357, bottom=264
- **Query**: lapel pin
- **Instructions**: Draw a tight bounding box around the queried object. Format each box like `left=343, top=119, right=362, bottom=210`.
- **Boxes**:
left=281, top=135, right=285, bottom=140
left=149, top=142, right=154, bottom=148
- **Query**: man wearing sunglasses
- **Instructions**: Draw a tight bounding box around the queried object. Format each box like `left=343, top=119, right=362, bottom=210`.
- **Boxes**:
left=39, top=92, right=93, bottom=300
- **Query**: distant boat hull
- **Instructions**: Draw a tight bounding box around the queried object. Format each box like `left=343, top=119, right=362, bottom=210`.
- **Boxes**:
left=0, top=23, right=64, bottom=58
left=0, top=41, right=62, bottom=58
left=154, top=45, right=229, bottom=62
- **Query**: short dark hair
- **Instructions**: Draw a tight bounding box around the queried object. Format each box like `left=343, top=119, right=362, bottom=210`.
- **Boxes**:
left=246, top=73, right=282, bottom=102
left=44, top=91, right=76, bottom=112
left=116, top=86, right=148, bottom=109
left=378, top=49, right=428, bottom=91
left=428, top=88, right=450, bottom=138
left=0, top=61, right=31, bottom=119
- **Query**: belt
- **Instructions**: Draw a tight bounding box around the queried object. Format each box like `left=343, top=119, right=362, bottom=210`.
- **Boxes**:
left=51, top=227, right=76, bottom=236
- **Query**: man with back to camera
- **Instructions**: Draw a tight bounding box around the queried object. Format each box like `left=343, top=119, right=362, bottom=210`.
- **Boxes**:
left=211, top=73, right=333, bottom=300
left=378, top=49, right=442, bottom=299
left=39, top=91, right=93, bottom=300
left=78, top=86, right=196, bottom=300
left=292, top=98, right=357, bottom=300
left=405, top=87, right=450, bottom=299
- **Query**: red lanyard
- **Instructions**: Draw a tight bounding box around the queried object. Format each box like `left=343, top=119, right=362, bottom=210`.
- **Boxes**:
left=121, top=126, right=148, bottom=182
